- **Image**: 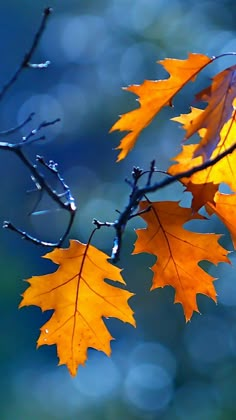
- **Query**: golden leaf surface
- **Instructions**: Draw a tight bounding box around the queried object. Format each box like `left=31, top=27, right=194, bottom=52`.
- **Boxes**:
left=133, top=201, right=229, bottom=321
left=184, top=65, right=236, bottom=160
left=110, top=53, right=212, bottom=161
left=207, top=192, right=236, bottom=248
left=20, top=240, right=135, bottom=376
left=168, top=106, right=236, bottom=210
left=184, top=181, right=219, bottom=212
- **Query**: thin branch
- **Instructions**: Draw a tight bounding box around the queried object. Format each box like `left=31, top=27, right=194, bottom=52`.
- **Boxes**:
left=110, top=142, right=236, bottom=261
left=36, top=155, right=76, bottom=211
left=22, top=118, right=60, bottom=143
left=142, top=142, right=236, bottom=195
left=0, top=4, right=75, bottom=249
left=3, top=221, right=59, bottom=247
left=93, top=219, right=114, bottom=229
left=0, top=112, right=35, bottom=136
left=129, top=206, right=152, bottom=220
left=1, top=128, right=76, bottom=247
left=0, top=7, right=52, bottom=101
left=27, top=61, right=50, bottom=69
left=0, top=145, right=70, bottom=211
left=147, top=160, right=155, bottom=186
left=213, top=51, right=236, bottom=61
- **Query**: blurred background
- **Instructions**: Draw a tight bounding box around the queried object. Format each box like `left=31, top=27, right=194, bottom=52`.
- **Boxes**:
left=0, top=0, right=236, bottom=419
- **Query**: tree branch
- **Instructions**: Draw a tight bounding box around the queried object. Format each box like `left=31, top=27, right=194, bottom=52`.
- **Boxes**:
left=0, top=7, right=52, bottom=101
left=0, top=7, right=77, bottom=248
left=1, top=120, right=76, bottom=248
left=110, top=142, right=236, bottom=261
left=0, top=113, right=35, bottom=136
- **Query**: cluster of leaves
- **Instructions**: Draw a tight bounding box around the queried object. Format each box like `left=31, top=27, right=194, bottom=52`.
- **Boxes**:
left=18, top=52, right=236, bottom=376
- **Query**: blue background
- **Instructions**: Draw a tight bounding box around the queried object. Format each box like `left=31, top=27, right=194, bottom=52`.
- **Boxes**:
left=0, top=1, right=236, bottom=419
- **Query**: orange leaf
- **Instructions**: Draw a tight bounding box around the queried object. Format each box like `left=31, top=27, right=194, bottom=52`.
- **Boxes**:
left=20, top=240, right=135, bottom=376
left=183, top=65, right=236, bottom=160
left=110, top=53, right=212, bottom=161
left=168, top=107, right=236, bottom=209
left=207, top=192, right=236, bottom=249
left=133, top=201, right=229, bottom=321
left=184, top=181, right=219, bottom=212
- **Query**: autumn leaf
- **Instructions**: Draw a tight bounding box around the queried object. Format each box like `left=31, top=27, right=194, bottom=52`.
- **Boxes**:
left=168, top=106, right=236, bottom=210
left=184, top=181, right=219, bottom=213
left=183, top=65, right=236, bottom=160
left=133, top=201, right=229, bottom=321
left=110, top=53, right=212, bottom=161
left=20, top=240, right=135, bottom=376
left=206, top=192, right=236, bottom=249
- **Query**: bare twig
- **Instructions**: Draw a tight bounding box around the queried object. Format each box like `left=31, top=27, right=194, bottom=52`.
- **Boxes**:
left=213, top=51, right=236, bottom=61
left=0, top=113, right=35, bottom=136
left=110, top=142, right=236, bottom=261
left=147, top=160, right=155, bottom=186
left=3, top=221, right=60, bottom=247
left=0, top=7, right=76, bottom=248
left=22, top=118, right=61, bottom=143
left=1, top=120, right=76, bottom=247
left=93, top=219, right=114, bottom=229
left=0, top=7, right=52, bottom=101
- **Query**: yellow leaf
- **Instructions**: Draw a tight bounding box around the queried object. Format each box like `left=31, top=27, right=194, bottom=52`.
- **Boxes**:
left=110, top=53, right=212, bottom=161
left=184, top=181, right=219, bottom=213
left=184, top=66, right=236, bottom=160
left=133, top=201, right=229, bottom=321
left=20, top=240, right=135, bottom=376
left=168, top=106, right=236, bottom=209
left=207, top=192, right=236, bottom=248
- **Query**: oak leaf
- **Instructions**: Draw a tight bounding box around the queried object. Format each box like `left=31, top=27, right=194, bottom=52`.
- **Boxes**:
left=206, top=192, right=236, bottom=249
left=168, top=106, right=236, bottom=210
left=20, top=240, right=135, bottom=376
left=110, top=53, right=212, bottom=161
left=184, top=65, right=236, bottom=160
left=184, top=181, right=219, bottom=213
left=133, top=201, right=229, bottom=321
